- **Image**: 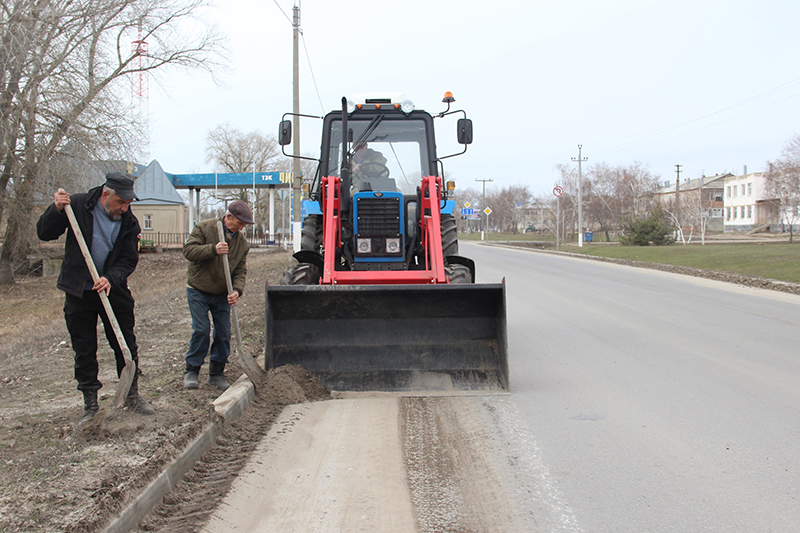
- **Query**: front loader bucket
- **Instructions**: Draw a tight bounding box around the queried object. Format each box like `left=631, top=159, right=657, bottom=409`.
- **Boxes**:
left=265, top=282, right=508, bottom=392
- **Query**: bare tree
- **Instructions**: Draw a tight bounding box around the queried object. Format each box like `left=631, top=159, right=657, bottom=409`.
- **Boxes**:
left=765, top=134, right=800, bottom=242
left=450, top=185, right=481, bottom=234
left=205, top=123, right=291, bottom=235
left=585, top=163, right=618, bottom=242
left=489, top=184, right=532, bottom=233
left=618, top=161, right=659, bottom=219
left=554, top=163, right=581, bottom=241
left=0, top=0, right=224, bottom=283
left=206, top=123, right=282, bottom=175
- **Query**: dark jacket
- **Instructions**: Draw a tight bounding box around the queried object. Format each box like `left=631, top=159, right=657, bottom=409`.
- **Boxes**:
left=183, top=217, right=249, bottom=296
left=36, top=185, right=140, bottom=298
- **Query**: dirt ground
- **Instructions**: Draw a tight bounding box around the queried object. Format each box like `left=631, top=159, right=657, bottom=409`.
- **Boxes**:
left=0, top=246, right=331, bottom=533
left=2, top=242, right=798, bottom=532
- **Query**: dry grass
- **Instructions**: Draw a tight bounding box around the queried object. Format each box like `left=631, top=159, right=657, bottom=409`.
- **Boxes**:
left=0, top=247, right=296, bottom=533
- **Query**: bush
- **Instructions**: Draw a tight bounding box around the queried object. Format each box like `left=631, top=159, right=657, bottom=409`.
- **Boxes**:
left=619, top=206, right=675, bottom=246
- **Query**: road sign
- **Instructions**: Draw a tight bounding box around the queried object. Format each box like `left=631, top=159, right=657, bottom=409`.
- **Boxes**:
left=460, top=208, right=474, bottom=216
left=465, top=201, right=471, bottom=208
left=553, top=185, right=564, bottom=197
left=484, top=207, right=492, bottom=216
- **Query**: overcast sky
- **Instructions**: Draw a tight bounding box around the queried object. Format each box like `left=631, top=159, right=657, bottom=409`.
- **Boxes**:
left=145, top=0, right=800, bottom=198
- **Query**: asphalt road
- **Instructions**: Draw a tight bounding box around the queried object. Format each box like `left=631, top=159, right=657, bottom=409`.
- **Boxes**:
left=465, top=241, right=800, bottom=532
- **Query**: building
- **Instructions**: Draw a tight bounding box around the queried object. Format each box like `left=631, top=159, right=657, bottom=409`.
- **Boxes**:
left=132, top=161, right=187, bottom=247
left=652, top=173, right=728, bottom=231
left=722, top=172, right=782, bottom=233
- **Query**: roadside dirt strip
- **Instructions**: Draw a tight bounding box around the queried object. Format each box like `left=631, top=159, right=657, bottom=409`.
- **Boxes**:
left=201, top=392, right=581, bottom=533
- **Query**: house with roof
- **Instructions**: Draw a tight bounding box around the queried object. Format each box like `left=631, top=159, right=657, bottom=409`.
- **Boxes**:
left=651, top=173, right=728, bottom=231
left=132, top=160, right=187, bottom=247
left=722, top=172, right=782, bottom=233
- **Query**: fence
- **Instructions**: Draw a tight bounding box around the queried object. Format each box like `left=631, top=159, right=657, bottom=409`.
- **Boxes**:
left=141, top=232, right=289, bottom=248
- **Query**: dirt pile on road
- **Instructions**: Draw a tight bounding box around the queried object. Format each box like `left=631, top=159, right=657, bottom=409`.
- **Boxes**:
left=0, top=247, right=326, bottom=533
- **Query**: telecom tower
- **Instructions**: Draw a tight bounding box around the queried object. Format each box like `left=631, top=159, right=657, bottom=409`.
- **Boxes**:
left=131, top=22, right=150, bottom=161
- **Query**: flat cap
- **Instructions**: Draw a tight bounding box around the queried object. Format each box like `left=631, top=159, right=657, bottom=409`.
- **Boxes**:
left=228, top=200, right=254, bottom=224
left=105, top=172, right=138, bottom=201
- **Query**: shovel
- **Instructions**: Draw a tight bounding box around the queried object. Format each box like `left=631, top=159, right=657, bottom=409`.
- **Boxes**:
left=59, top=190, right=136, bottom=408
left=216, top=220, right=265, bottom=384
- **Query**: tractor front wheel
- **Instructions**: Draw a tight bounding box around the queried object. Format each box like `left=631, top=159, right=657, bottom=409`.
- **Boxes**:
left=281, top=262, right=321, bottom=285
left=445, top=263, right=472, bottom=284
left=441, top=213, right=459, bottom=257
left=301, top=215, right=323, bottom=252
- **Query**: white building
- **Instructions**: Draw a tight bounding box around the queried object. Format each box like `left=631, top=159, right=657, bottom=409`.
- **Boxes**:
left=723, top=173, right=780, bottom=232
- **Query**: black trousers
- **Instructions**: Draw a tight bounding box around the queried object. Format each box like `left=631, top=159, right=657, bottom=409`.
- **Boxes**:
left=64, top=289, right=138, bottom=391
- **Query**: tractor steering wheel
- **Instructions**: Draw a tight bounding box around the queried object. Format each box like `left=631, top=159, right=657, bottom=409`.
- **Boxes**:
left=357, top=162, right=390, bottom=180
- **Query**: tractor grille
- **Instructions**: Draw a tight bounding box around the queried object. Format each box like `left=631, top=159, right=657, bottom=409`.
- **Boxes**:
left=356, top=197, right=401, bottom=236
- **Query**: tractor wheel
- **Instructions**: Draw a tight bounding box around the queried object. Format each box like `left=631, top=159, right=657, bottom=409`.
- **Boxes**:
left=301, top=215, right=323, bottom=252
left=445, top=263, right=472, bottom=284
left=280, top=262, right=321, bottom=285
left=441, top=213, right=459, bottom=257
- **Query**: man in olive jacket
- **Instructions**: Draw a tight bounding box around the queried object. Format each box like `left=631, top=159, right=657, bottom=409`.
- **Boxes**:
left=182, top=200, right=253, bottom=390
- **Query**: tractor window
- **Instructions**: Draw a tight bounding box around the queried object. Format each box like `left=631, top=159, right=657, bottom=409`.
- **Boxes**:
left=327, top=118, right=430, bottom=194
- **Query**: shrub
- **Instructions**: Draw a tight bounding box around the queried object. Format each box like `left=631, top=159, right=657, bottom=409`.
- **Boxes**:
left=619, top=206, right=675, bottom=246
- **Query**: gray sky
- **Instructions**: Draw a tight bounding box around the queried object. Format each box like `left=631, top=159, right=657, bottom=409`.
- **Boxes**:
left=146, top=0, right=800, bottom=197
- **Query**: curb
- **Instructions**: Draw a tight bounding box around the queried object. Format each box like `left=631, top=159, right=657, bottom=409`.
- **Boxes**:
left=103, top=373, right=256, bottom=533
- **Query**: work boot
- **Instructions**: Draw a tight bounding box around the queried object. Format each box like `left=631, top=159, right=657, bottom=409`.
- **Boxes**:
left=124, top=374, right=155, bottom=415
left=184, top=364, right=200, bottom=389
left=78, top=389, right=99, bottom=428
left=207, top=361, right=230, bottom=391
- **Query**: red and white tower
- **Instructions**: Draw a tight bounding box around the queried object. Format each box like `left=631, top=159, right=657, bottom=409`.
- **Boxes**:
left=131, top=20, right=150, bottom=159
left=131, top=22, right=148, bottom=99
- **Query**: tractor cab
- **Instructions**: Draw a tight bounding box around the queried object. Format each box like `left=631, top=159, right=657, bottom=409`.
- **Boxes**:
left=270, top=93, right=507, bottom=392
left=321, top=93, right=435, bottom=198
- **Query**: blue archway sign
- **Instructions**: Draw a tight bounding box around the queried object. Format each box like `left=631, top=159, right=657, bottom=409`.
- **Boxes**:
left=169, top=171, right=291, bottom=189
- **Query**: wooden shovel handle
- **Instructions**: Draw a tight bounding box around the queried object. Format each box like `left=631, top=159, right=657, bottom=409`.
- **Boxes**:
left=59, top=189, right=135, bottom=407
left=216, top=220, right=265, bottom=382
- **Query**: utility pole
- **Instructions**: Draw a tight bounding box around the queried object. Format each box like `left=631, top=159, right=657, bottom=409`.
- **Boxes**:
left=675, top=164, right=682, bottom=240
left=572, top=145, right=588, bottom=247
left=476, top=178, right=493, bottom=241
left=291, top=3, right=301, bottom=252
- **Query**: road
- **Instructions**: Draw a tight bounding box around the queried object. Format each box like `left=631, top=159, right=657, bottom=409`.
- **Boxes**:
left=470, top=241, right=800, bottom=532
left=203, top=242, right=800, bottom=532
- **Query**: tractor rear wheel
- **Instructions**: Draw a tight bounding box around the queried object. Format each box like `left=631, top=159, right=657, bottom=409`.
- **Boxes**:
left=445, top=263, right=472, bottom=284
left=301, top=215, right=323, bottom=252
left=281, top=262, right=321, bottom=285
left=441, top=213, right=459, bottom=257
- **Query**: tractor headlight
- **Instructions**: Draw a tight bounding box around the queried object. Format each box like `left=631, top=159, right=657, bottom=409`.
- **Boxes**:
left=400, top=99, right=415, bottom=114
left=357, top=238, right=372, bottom=254
left=386, top=238, right=401, bottom=254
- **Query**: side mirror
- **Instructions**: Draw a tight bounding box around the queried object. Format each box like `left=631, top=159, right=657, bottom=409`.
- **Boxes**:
left=278, top=120, right=292, bottom=146
left=457, top=118, right=473, bottom=145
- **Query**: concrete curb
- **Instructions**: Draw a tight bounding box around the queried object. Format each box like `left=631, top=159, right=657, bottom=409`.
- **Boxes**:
left=103, top=374, right=256, bottom=533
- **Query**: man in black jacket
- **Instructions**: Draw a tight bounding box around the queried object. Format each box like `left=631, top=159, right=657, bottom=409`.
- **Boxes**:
left=37, top=172, right=155, bottom=427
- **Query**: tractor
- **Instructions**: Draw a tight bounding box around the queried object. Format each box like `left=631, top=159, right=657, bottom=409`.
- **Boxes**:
left=265, top=92, right=508, bottom=391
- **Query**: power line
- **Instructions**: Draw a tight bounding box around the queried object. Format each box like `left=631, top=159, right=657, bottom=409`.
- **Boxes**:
left=272, top=0, right=293, bottom=25
left=300, top=32, right=325, bottom=114
left=592, top=76, right=800, bottom=157
left=273, top=1, right=325, bottom=114
left=600, top=91, right=800, bottom=157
